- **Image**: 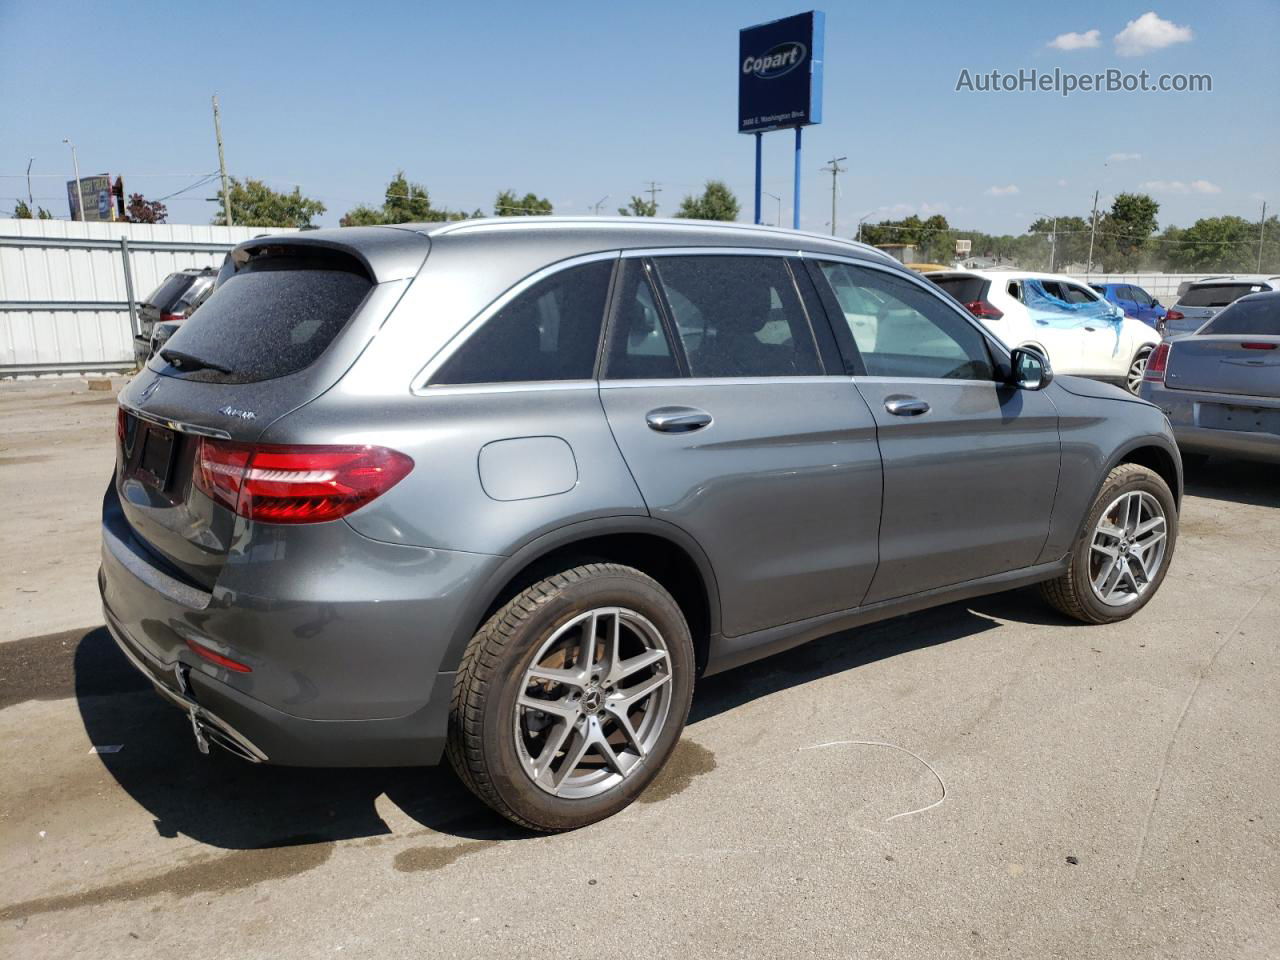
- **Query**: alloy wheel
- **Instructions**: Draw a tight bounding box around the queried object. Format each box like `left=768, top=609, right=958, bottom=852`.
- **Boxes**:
left=1089, top=490, right=1168, bottom=606
left=514, top=607, right=673, bottom=799
left=1127, top=349, right=1151, bottom=394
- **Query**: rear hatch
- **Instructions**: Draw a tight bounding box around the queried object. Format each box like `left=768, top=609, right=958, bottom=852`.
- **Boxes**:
left=113, top=232, right=427, bottom=590
left=1170, top=282, right=1267, bottom=335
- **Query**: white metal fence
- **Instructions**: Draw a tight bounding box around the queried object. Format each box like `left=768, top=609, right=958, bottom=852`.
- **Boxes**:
left=0, top=219, right=296, bottom=376
left=1065, top=272, right=1217, bottom=303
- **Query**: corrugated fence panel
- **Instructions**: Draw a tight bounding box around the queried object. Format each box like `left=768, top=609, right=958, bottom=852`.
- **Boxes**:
left=0, top=219, right=296, bottom=374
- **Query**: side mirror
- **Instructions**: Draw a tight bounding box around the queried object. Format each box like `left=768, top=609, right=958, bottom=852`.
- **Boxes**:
left=1010, top=345, right=1053, bottom=390
left=1152, top=299, right=1161, bottom=307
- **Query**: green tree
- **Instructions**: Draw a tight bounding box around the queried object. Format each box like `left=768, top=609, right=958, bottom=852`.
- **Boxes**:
left=1028, top=215, right=1090, bottom=269
left=617, top=195, right=658, bottom=217
left=1097, top=192, right=1159, bottom=270
left=213, top=177, right=326, bottom=228
left=1161, top=215, right=1280, bottom=273
left=14, top=199, right=32, bottom=218
left=340, top=171, right=453, bottom=226
left=675, top=180, right=740, bottom=221
left=858, top=214, right=952, bottom=261
left=37, top=205, right=52, bottom=219
left=494, top=190, right=553, bottom=216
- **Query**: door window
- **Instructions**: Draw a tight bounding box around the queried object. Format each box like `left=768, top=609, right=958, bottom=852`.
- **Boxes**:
left=602, top=260, right=680, bottom=379
left=431, top=259, right=612, bottom=384
left=1060, top=283, right=1098, bottom=304
left=818, top=262, right=995, bottom=380
left=652, top=256, right=822, bottom=378
left=1130, top=287, right=1153, bottom=307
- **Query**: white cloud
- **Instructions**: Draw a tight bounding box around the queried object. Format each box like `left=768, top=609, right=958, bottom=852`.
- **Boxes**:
left=985, top=185, right=1020, bottom=197
left=1048, top=29, right=1101, bottom=51
left=1114, top=12, right=1193, bottom=56
left=1139, top=179, right=1221, bottom=194
left=1107, top=152, right=1142, bottom=162
left=1057, top=179, right=1069, bottom=188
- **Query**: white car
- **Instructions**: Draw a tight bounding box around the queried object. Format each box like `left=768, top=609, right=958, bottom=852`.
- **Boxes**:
left=928, top=270, right=1161, bottom=394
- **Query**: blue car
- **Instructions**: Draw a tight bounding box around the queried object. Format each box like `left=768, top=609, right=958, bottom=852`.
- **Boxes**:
left=1091, top=283, right=1167, bottom=328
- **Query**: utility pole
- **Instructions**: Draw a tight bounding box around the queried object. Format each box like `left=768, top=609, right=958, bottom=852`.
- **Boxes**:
left=61, top=138, right=83, bottom=221
left=212, top=95, right=233, bottom=226
left=644, top=181, right=662, bottom=214
left=591, top=195, right=609, bottom=216
left=820, top=156, right=847, bottom=236
left=25, top=158, right=34, bottom=210
left=1049, top=216, right=1058, bottom=272
left=1259, top=201, right=1268, bottom=272
left=1086, top=190, right=1099, bottom=276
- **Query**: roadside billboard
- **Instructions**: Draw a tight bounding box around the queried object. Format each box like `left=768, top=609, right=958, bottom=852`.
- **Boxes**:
left=738, top=11, right=824, bottom=134
left=66, top=174, right=121, bottom=221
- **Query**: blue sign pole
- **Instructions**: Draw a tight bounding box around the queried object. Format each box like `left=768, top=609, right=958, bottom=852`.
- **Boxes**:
left=739, top=11, right=824, bottom=231
left=793, top=127, right=802, bottom=230
left=754, top=133, right=763, bottom=225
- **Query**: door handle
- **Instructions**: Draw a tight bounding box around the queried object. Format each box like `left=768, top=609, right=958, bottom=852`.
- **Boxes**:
left=884, top=396, right=930, bottom=417
left=1084, top=325, right=1098, bottom=332
left=646, top=406, right=713, bottom=433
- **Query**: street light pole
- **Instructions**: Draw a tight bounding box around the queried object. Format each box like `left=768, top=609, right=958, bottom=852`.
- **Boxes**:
left=62, top=138, right=83, bottom=221
left=763, top=191, right=782, bottom=227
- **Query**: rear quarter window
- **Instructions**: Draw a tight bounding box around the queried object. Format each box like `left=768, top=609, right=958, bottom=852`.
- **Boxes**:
left=157, top=252, right=373, bottom=384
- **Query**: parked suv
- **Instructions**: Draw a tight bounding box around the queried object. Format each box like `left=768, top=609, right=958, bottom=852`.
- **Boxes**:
left=132, top=267, right=217, bottom=366
left=927, top=270, right=1161, bottom=394
left=1090, top=282, right=1166, bottom=327
left=1162, top=275, right=1280, bottom=338
left=103, top=220, right=1181, bottom=831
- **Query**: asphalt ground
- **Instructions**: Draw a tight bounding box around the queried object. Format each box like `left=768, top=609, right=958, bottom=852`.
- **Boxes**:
left=1, top=376, right=1277, bottom=959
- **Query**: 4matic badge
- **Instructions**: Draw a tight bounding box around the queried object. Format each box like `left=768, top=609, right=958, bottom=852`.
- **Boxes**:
left=219, top=406, right=257, bottom=421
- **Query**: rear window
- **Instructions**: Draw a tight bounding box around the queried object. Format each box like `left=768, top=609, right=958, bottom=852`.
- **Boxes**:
left=1200, top=297, right=1280, bottom=336
left=928, top=275, right=987, bottom=304
left=158, top=253, right=372, bottom=384
left=143, top=273, right=194, bottom=311
left=1179, top=283, right=1264, bottom=308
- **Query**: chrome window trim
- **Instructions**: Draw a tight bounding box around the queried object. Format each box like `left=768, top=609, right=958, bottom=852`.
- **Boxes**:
left=600, top=375, right=851, bottom=388
left=411, top=250, right=621, bottom=394
left=409, top=379, right=600, bottom=397
left=807, top=252, right=1014, bottom=364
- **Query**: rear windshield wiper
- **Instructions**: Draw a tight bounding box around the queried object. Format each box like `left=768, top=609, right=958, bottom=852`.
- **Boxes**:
left=160, top=348, right=233, bottom=375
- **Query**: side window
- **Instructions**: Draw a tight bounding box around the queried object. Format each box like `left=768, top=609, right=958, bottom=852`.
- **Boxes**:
left=652, top=255, right=821, bottom=378
left=603, top=260, right=680, bottom=379
left=431, top=260, right=612, bottom=384
left=818, top=262, right=995, bottom=381
left=1007, top=280, right=1022, bottom=301
left=1062, top=283, right=1098, bottom=304
left=1131, top=287, right=1152, bottom=306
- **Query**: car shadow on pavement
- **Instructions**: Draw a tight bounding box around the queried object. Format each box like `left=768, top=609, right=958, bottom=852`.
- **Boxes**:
left=74, top=589, right=1065, bottom=852
left=1182, top=458, right=1279, bottom=509
left=73, top=628, right=530, bottom=852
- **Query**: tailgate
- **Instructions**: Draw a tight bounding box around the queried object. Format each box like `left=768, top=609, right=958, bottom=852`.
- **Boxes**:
left=1166, top=336, right=1280, bottom=398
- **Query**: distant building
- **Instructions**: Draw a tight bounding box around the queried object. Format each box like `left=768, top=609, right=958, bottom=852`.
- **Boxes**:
left=875, top=243, right=916, bottom=264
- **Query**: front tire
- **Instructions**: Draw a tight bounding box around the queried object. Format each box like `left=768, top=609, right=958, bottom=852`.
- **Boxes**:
left=1040, top=463, right=1177, bottom=624
left=447, top=563, right=695, bottom=831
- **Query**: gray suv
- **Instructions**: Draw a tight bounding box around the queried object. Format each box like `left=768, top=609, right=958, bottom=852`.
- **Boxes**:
left=102, top=218, right=1182, bottom=831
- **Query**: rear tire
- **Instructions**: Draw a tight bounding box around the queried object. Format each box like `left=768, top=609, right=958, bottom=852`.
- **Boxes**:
left=447, top=563, right=695, bottom=832
left=1126, top=346, right=1153, bottom=395
left=1040, top=463, right=1177, bottom=624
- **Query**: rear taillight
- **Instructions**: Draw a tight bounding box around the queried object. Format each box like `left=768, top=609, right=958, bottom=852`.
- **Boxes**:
left=1241, top=342, right=1277, bottom=350
left=1144, top=342, right=1171, bottom=383
left=194, top=439, right=413, bottom=524
left=1164, top=309, right=1184, bottom=324
left=116, top=406, right=126, bottom=443
left=965, top=299, right=1003, bottom=320
left=160, top=311, right=184, bottom=324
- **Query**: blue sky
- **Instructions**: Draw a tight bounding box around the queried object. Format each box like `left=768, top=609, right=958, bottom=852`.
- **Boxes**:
left=1, top=1, right=1276, bottom=234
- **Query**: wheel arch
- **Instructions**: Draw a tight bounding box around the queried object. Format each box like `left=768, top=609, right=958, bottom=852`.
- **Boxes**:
left=443, top=517, right=721, bottom=675
left=1111, top=438, right=1183, bottom=508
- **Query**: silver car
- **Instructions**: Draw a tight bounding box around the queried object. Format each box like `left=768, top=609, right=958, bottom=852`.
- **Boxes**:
left=1140, top=290, right=1280, bottom=465
left=1162, top=275, right=1280, bottom=338
left=102, top=218, right=1182, bottom=830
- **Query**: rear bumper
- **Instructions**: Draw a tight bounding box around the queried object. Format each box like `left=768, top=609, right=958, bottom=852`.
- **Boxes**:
left=1140, top=382, right=1280, bottom=464
left=101, top=595, right=456, bottom=766
left=99, top=481, right=504, bottom=766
